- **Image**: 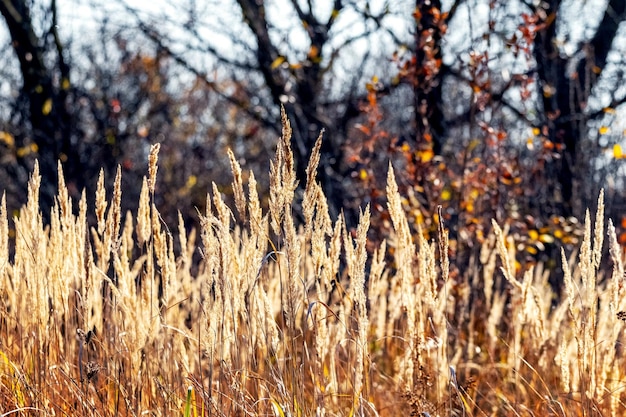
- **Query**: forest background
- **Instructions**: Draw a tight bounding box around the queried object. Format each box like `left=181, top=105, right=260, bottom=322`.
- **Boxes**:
left=3, top=0, right=626, bottom=415
left=0, top=0, right=625, bottom=273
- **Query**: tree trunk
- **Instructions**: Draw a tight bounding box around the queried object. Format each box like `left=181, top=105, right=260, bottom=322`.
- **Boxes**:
left=414, top=0, right=446, bottom=155
left=0, top=0, right=81, bottom=214
left=534, top=0, right=625, bottom=217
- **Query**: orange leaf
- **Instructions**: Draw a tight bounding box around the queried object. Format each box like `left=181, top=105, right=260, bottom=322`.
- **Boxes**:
left=355, top=124, right=371, bottom=136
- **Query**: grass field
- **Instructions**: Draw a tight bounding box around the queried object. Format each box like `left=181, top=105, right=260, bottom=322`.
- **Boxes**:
left=1, top=113, right=625, bottom=416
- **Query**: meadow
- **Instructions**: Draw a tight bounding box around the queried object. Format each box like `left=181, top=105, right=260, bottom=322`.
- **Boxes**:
left=0, top=113, right=625, bottom=416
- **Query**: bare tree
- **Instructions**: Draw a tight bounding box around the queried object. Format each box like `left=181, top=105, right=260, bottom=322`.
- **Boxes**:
left=0, top=0, right=76, bottom=209
left=118, top=0, right=412, bottom=218
left=533, top=0, right=626, bottom=216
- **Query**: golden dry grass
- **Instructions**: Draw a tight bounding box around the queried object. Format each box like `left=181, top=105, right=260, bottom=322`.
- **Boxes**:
left=0, top=111, right=626, bottom=416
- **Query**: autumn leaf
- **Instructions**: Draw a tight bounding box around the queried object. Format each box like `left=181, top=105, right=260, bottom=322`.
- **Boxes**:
left=539, top=234, right=555, bottom=244
left=307, top=45, right=319, bottom=59
left=354, top=124, right=371, bottom=135
left=440, top=187, right=452, bottom=201
left=42, top=98, right=53, bottom=115
left=270, top=56, right=286, bottom=70
left=0, top=131, right=14, bottom=147
left=417, top=148, right=434, bottom=163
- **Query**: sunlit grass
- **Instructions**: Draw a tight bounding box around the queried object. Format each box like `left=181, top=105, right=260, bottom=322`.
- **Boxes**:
left=0, top=111, right=625, bottom=416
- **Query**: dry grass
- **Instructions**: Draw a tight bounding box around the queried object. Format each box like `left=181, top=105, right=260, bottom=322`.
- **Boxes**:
left=1, top=110, right=626, bottom=416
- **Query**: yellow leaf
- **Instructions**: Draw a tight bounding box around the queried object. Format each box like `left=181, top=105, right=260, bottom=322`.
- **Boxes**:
left=186, top=175, right=197, bottom=188
left=532, top=127, right=541, bottom=136
left=539, top=234, right=555, bottom=244
left=441, top=188, right=452, bottom=201
left=528, top=229, right=539, bottom=241
left=467, top=138, right=480, bottom=152
left=61, top=77, right=70, bottom=90
left=359, top=169, right=367, bottom=180
left=526, top=245, right=538, bottom=255
left=270, top=56, right=286, bottom=70
left=42, top=98, right=53, bottom=115
left=0, top=131, right=14, bottom=147
left=0, top=349, right=25, bottom=406
left=417, top=148, right=434, bottom=162
left=16, top=146, right=30, bottom=158
left=604, top=107, right=616, bottom=114
left=331, top=9, right=340, bottom=19
left=599, top=126, right=610, bottom=135
left=614, top=144, right=623, bottom=159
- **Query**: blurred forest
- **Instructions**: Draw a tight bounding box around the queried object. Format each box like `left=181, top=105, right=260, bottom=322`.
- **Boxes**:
left=0, top=0, right=625, bottom=271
